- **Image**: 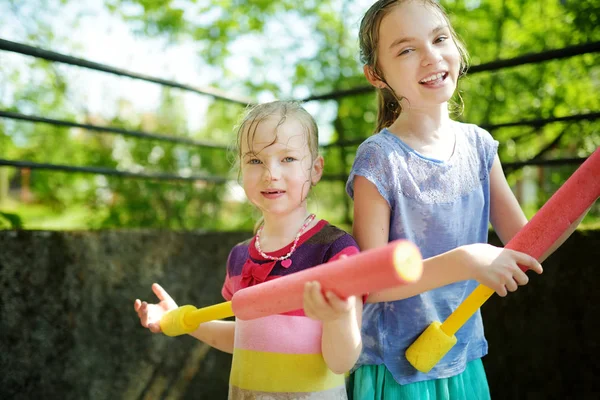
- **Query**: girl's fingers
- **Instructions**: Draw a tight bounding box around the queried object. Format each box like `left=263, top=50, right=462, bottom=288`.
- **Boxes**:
left=303, top=282, right=319, bottom=318
left=513, top=268, right=529, bottom=286
left=139, top=302, right=149, bottom=327
left=138, top=301, right=147, bottom=316
left=325, top=292, right=351, bottom=312
left=152, top=283, right=175, bottom=303
left=134, top=299, right=141, bottom=312
left=496, top=285, right=508, bottom=297
left=513, top=251, right=543, bottom=274
left=303, top=281, right=356, bottom=321
left=308, top=282, right=328, bottom=308
left=505, top=278, right=518, bottom=293
left=148, top=322, right=162, bottom=333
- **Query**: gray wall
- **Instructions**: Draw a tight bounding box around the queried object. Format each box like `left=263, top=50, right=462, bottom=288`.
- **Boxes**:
left=0, top=230, right=248, bottom=400
left=0, top=229, right=598, bottom=399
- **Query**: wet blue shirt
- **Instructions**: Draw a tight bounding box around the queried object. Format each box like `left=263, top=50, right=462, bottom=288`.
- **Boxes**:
left=346, top=121, right=498, bottom=385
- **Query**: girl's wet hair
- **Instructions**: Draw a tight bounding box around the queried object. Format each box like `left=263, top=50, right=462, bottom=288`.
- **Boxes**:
left=359, top=0, right=470, bottom=132
left=234, top=100, right=319, bottom=172
left=233, top=101, right=320, bottom=233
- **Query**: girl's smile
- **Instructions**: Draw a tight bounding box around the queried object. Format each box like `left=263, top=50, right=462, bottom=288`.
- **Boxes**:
left=419, top=71, right=449, bottom=87
left=261, top=189, right=286, bottom=199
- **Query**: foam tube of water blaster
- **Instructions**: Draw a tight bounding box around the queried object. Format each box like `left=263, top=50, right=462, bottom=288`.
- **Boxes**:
left=231, top=239, right=423, bottom=320
left=405, top=147, right=600, bottom=373
left=160, top=239, right=422, bottom=336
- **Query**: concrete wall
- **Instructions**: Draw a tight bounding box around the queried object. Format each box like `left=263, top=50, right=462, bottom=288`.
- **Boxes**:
left=0, top=229, right=598, bottom=399
left=484, top=229, right=600, bottom=399
left=0, top=230, right=248, bottom=400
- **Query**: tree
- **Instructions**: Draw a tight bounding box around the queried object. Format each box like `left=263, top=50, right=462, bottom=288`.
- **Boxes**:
left=1, top=0, right=598, bottom=229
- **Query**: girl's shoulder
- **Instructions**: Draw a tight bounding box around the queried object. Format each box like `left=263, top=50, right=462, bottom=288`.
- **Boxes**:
left=306, top=221, right=354, bottom=244
left=227, top=237, right=252, bottom=259
left=307, top=222, right=359, bottom=264
left=352, top=129, right=411, bottom=165
left=234, top=236, right=253, bottom=249
left=306, top=221, right=358, bottom=251
left=451, top=120, right=499, bottom=172
left=356, top=129, right=398, bottom=150
left=450, top=120, right=496, bottom=145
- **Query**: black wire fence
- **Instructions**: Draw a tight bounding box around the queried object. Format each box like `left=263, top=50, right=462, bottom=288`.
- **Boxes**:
left=0, top=37, right=598, bottom=184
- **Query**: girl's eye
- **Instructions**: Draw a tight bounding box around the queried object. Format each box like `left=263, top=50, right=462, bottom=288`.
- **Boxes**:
left=399, top=48, right=413, bottom=56
left=283, top=156, right=296, bottom=162
left=248, top=158, right=262, bottom=165
left=435, top=35, right=448, bottom=43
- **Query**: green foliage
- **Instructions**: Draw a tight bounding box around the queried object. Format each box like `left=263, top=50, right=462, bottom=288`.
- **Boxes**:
left=0, top=211, right=23, bottom=229
left=1, top=0, right=598, bottom=230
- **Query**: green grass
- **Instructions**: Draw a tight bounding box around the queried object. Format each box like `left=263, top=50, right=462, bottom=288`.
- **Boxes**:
left=1, top=199, right=102, bottom=230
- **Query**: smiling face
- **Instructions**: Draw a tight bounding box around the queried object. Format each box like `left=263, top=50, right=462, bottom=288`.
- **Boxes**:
left=370, top=0, right=462, bottom=109
left=240, top=115, right=322, bottom=218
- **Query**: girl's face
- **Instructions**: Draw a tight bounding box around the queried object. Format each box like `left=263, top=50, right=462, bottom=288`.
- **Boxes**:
left=371, top=1, right=461, bottom=109
left=240, top=116, right=323, bottom=218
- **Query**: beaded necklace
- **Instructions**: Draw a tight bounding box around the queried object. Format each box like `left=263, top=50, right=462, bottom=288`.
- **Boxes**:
left=254, top=214, right=316, bottom=264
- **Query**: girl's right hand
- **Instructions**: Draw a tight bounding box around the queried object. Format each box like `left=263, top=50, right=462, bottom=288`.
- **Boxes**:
left=461, top=243, right=543, bottom=297
left=134, top=283, right=178, bottom=333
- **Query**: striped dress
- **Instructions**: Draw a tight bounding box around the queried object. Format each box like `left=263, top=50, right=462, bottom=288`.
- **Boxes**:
left=222, top=220, right=359, bottom=399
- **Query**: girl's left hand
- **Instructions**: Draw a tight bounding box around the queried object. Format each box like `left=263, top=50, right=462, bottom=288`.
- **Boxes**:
left=303, top=281, right=356, bottom=322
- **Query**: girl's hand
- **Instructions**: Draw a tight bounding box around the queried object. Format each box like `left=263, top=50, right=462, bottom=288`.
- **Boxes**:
left=462, top=243, right=543, bottom=297
left=303, top=281, right=357, bottom=322
left=133, top=283, right=178, bottom=333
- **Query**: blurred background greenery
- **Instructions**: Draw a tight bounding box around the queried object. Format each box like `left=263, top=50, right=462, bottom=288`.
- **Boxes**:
left=0, top=0, right=598, bottom=232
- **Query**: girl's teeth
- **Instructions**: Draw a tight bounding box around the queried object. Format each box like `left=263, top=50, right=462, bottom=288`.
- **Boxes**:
left=421, top=72, right=445, bottom=83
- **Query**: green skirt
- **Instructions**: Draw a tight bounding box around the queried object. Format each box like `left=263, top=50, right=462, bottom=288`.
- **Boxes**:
left=348, top=359, right=490, bottom=400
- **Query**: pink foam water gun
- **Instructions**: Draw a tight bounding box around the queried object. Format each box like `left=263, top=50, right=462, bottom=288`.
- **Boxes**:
left=161, top=239, right=423, bottom=336
left=406, top=147, right=600, bottom=373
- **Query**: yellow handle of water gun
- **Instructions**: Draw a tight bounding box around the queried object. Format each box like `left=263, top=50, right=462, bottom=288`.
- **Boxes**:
left=160, top=301, right=234, bottom=337
left=440, top=284, right=494, bottom=336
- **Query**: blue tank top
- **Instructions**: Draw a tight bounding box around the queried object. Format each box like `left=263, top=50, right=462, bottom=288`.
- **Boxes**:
left=346, top=120, right=499, bottom=385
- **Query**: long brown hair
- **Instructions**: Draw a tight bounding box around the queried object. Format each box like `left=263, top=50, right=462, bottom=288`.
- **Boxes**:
left=359, top=0, right=470, bottom=133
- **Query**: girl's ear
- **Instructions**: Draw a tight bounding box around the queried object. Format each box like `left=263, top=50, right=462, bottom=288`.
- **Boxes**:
left=364, top=65, right=385, bottom=89
left=311, top=155, right=324, bottom=186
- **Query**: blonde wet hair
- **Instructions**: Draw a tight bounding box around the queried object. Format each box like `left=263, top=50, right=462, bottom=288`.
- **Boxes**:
left=233, top=100, right=320, bottom=233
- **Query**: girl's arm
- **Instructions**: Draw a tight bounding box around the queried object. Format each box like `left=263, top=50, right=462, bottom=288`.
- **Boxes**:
left=352, top=175, right=542, bottom=303
left=188, top=320, right=235, bottom=354
left=489, top=155, right=528, bottom=243
left=353, top=175, right=478, bottom=301
left=303, top=281, right=363, bottom=375
left=489, top=155, right=588, bottom=262
left=134, top=283, right=235, bottom=354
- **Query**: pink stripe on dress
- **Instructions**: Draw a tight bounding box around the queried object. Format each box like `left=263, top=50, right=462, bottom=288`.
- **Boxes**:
left=234, top=314, right=323, bottom=354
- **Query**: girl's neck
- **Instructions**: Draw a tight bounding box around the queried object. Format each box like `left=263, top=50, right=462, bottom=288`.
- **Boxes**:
left=389, top=103, right=450, bottom=141
left=259, top=208, right=316, bottom=252
left=387, top=104, right=455, bottom=160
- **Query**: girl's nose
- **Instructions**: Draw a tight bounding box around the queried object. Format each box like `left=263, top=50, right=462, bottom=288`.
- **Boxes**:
left=262, top=163, right=280, bottom=181
left=421, top=45, right=443, bottom=66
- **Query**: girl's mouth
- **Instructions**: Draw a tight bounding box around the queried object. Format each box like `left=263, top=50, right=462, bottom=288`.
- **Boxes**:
left=419, top=72, right=448, bottom=85
left=261, top=190, right=285, bottom=199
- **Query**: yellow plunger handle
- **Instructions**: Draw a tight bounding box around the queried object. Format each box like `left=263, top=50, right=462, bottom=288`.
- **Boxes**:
left=440, top=284, right=494, bottom=336
left=160, top=301, right=234, bottom=337
left=405, top=284, right=494, bottom=373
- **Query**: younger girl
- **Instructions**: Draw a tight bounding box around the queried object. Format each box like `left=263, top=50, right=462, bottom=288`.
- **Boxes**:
left=135, top=101, right=363, bottom=399
left=346, top=1, right=548, bottom=399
